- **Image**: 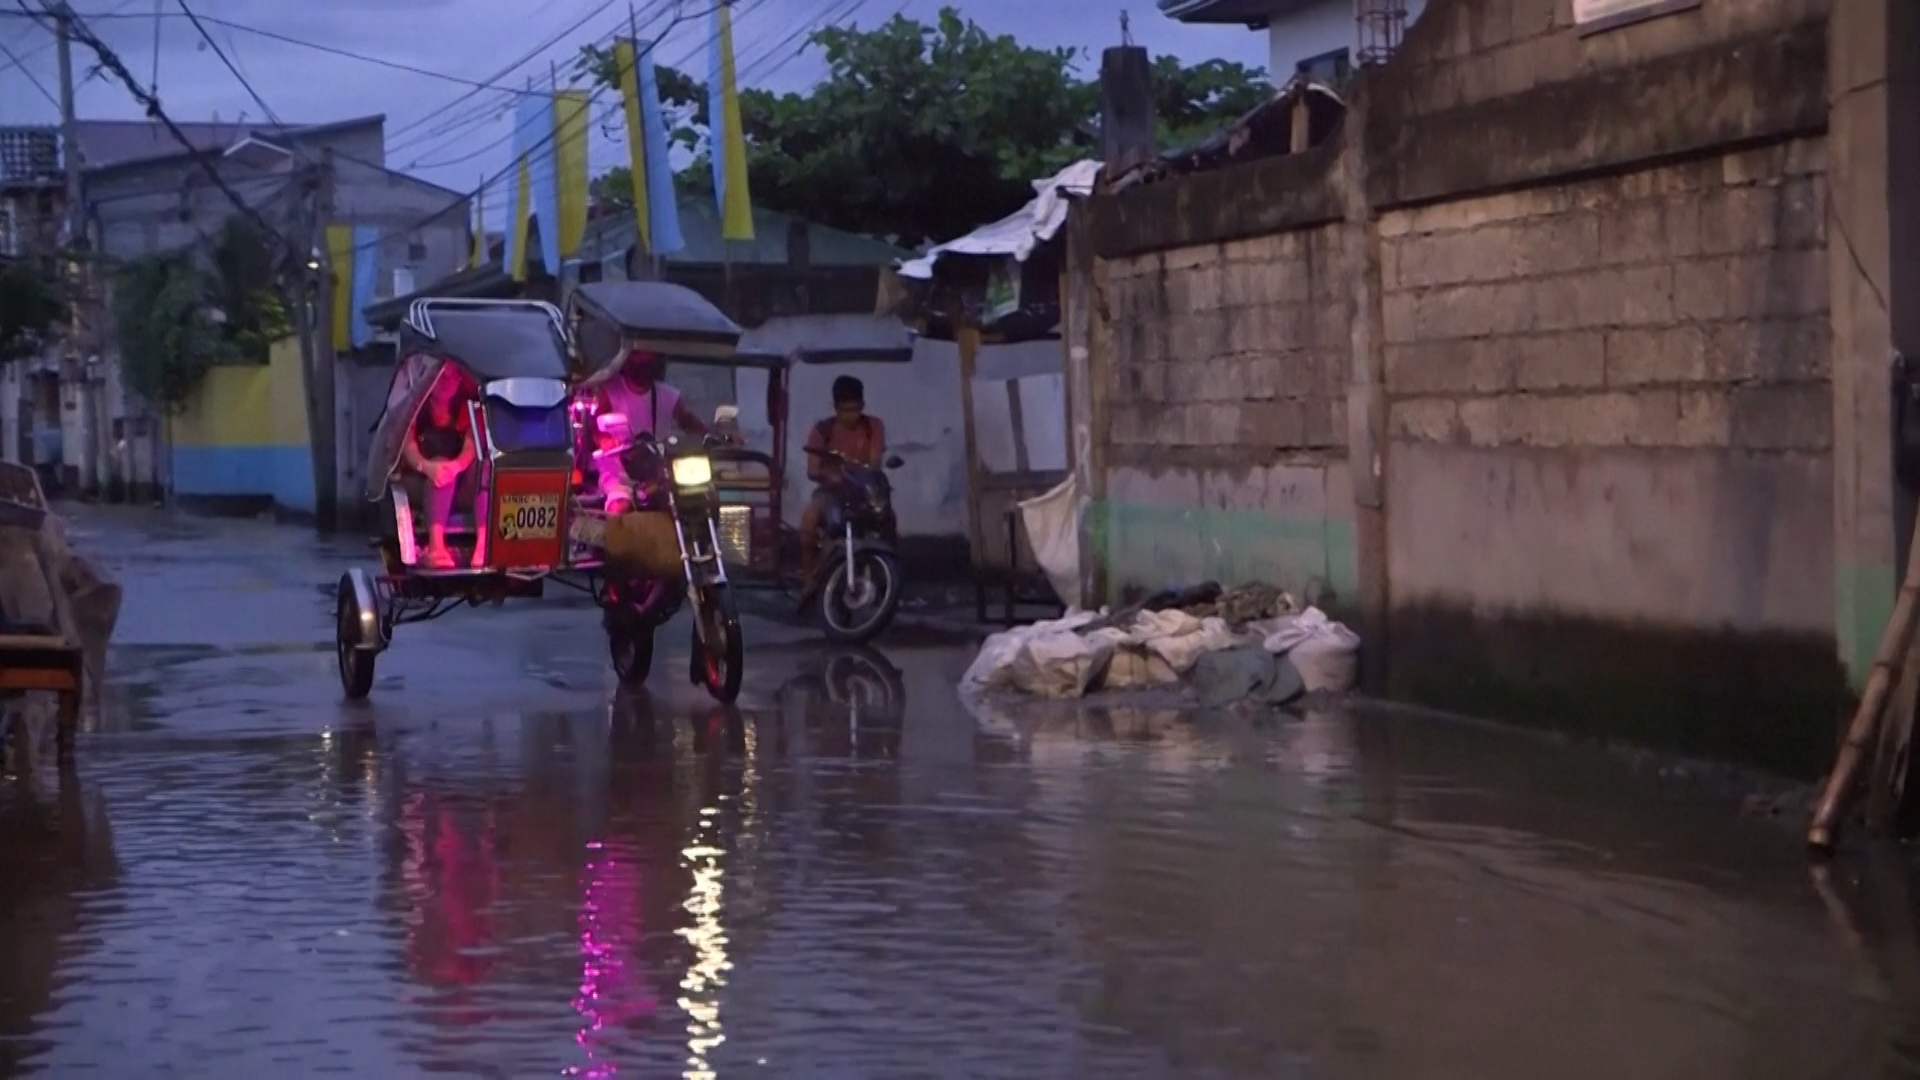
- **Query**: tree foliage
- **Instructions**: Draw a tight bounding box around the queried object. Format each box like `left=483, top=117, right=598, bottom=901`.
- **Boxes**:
left=577, top=8, right=1268, bottom=246
left=0, top=260, right=61, bottom=364
left=206, top=216, right=292, bottom=362
left=112, top=220, right=290, bottom=412
left=112, top=252, right=228, bottom=412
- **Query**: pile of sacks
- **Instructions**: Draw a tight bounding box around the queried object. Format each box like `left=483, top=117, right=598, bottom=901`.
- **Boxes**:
left=962, top=582, right=1360, bottom=706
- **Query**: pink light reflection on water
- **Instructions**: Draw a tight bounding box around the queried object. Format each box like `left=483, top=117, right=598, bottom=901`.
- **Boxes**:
left=569, top=840, right=659, bottom=1077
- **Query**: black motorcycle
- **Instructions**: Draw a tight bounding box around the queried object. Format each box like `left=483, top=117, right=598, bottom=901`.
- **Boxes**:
left=793, top=446, right=905, bottom=644
left=594, top=430, right=744, bottom=703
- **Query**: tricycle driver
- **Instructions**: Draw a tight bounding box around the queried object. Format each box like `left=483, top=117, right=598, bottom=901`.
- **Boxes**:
left=588, top=347, right=708, bottom=513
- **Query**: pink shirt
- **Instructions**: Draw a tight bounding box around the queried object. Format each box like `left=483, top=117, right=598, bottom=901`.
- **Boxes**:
left=600, top=376, right=682, bottom=438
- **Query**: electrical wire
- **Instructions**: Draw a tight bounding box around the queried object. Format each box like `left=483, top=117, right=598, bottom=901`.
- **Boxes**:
left=403, top=0, right=728, bottom=173
left=0, top=33, right=58, bottom=105
left=176, top=0, right=281, bottom=126
left=336, top=0, right=746, bottom=259
left=737, top=0, right=866, bottom=85
left=384, top=0, right=677, bottom=158
left=386, top=0, right=635, bottom=143
left=30, top=0, right=306, bottom=263
left=0, top=0, right=140, bottom=73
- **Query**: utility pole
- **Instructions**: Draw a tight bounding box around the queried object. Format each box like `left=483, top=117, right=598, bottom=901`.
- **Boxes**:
left=52, top=1, right=93, bottom=497
left=301, top=149, right=339, bottom=530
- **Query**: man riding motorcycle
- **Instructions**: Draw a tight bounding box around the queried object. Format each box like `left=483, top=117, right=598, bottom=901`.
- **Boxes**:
left=589, top=347, right=707, bottom=512
left=798, top=375, right=887, bottom=582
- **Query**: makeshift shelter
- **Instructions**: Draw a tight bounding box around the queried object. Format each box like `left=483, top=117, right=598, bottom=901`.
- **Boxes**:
left=881, top=161, right=1100, bottom=622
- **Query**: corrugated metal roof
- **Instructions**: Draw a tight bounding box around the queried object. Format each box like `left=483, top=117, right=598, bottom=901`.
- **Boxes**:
left=73, top=115, right=384, bottom=174
left=896, top=160, right=1099, bottom=279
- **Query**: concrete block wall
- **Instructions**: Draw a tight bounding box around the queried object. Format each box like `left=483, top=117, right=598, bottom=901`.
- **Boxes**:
left=1096, top=225, right=1357, bottom=605
left=1377, top=140, right=1841, bottom=774
left=1072, top=0, right=1863, bottom=775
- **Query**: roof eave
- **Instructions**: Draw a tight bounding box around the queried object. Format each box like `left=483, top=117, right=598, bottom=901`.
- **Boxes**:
left=1157, top=0, right=1271, bottom=24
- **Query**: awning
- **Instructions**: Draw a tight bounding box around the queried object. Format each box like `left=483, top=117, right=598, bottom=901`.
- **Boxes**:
left=896, top=160, right=1101, bottom=280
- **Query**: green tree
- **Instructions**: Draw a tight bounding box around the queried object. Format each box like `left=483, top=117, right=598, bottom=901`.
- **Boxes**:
left=0, top=260, right=61, bottom=364
left=112, top=252, right=224, bottom=411
left=577, top=8, right=1267, bottom=247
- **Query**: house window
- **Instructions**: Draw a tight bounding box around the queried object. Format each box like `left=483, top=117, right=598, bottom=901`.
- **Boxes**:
left=406, top=239, right=428, bottom=262
left=1297, top=48, right=1352, bottom=87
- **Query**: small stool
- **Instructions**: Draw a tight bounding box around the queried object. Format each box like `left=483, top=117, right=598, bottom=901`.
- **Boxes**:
left=0, top=636, right=83, bottom=761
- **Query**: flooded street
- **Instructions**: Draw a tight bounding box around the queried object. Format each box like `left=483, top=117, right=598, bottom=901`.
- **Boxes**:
left=3, top=507, right=1919, bottom=1078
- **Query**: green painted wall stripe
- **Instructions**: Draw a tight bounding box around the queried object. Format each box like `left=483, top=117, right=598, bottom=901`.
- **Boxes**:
left=1836, top=561, right=1895, bottom=692
left=1095, top=498, right=1358, bottom=605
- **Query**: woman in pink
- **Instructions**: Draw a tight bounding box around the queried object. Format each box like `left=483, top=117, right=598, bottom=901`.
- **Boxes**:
left=591, top=348, right=707, bottom=512
left=402, top=367, right=481, bottom=568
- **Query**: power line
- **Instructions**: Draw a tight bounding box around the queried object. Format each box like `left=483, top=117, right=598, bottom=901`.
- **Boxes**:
left=344, top=0, right=752, bottom=258
left=32, top=0, right=305, bottom=265
left=0, top=32, right=59, bottom=105
left=385, top=0, right=675, bottom=158
left=404, top=0, right=726, bottom=173
left=387, top=0, right=636, bottom=143
left=176, top=0, right=281, bottom=127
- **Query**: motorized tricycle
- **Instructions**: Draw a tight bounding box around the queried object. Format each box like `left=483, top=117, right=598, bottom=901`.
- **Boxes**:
left=334, top=289, right=750, bottom=703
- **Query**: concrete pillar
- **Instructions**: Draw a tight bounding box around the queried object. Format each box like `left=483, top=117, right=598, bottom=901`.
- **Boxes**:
left=1829, top=0, right=1920, bottom=689
left=1338, top=92, right=1390, bottom=686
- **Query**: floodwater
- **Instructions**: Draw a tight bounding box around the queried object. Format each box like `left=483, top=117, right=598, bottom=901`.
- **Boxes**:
left=3, top=507, right=1919, bottom=1078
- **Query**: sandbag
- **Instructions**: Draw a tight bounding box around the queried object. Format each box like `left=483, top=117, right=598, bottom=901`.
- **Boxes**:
left=1258, top=606, right=1360, bottom=694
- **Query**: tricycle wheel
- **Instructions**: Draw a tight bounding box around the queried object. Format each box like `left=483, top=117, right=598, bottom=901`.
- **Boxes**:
left=609, top=621, right=655, bottom=685
left=690, top=584, right=743, bottom=703
left=336, top=574, right=376, bottom=700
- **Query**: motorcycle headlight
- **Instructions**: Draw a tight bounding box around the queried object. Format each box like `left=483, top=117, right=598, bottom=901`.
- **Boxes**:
left=670, top=454, right=713, bottom=488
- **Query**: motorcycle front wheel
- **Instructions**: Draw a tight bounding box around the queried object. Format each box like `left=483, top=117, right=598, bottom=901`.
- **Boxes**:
left=690, top=583, right=744, bottom=703
left=818, top=549, right=902, bottom=644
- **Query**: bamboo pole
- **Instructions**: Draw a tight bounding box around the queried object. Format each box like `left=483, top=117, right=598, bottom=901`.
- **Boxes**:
left=1808, top=518, right=1920, bottom=853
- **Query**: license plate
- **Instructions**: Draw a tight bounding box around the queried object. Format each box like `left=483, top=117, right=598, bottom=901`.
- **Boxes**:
left=497, top=493, right=561, bottom=540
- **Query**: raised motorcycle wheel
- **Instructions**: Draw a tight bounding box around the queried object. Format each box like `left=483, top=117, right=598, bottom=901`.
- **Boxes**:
left=335, top=574, right=376, bottom=700
left=690, top=584, right=743, bottom=703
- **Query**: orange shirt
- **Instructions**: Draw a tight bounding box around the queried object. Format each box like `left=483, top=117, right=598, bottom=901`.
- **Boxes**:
left=806, top=415, right=885, bottom=469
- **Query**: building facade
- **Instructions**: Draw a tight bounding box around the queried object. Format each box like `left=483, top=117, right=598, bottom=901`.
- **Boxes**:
left=0, top=114, right=471, bottom=508
left=1159, top=0, right=1431, bottom=87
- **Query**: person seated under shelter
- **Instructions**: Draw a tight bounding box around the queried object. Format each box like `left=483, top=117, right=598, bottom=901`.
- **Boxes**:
left=403, top=367, right=483, bottom=569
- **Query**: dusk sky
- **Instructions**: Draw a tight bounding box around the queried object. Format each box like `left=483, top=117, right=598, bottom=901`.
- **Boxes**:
left=1, top=0, right=1266, bottom=211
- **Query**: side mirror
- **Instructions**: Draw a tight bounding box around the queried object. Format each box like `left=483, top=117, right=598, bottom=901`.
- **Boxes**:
left=884, top=455, right=904, bottom=470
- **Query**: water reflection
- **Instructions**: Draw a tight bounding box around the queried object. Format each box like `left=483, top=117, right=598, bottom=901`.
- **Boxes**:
left=8, top=649, right=1920, bottom=1077
left=0, top=771, right=118, bottom=1075
left=776, top=646, right=906, bottom=760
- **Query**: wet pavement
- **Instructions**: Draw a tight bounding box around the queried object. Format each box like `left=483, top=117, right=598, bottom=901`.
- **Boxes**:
left=3, top=506, right=1920, bottom=1078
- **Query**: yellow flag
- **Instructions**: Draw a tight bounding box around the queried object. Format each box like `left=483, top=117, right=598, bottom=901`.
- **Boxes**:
left=553, top=89, right=590, bottom=258
left=714, top=3, right=754, bottom=241
left=325, top=224, right=352, bottom=344
left=615, top=39, right=651, bottom=252
left=507, top=155, right=532, bottom=282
